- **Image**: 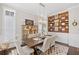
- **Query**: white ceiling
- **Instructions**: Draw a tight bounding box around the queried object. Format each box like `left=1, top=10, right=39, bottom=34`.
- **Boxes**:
left=1, top=3, right=79, bottom=16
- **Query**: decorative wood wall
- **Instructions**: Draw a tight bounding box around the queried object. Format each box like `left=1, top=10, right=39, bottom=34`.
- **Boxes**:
left=48, top=11, right=69, bottom=33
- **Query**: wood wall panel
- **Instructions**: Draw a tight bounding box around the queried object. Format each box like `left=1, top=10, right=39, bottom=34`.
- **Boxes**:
left=48, top=11, right=69, bottom=33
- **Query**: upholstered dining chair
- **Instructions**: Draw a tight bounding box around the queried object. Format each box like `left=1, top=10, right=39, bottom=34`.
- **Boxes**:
left=50, top=35, right=56, bottom=47
left=36, top=37, right=52, bottom=55
left=48, top=35, right=56, bottom=54
left=11, top=41, right=34, bottom=55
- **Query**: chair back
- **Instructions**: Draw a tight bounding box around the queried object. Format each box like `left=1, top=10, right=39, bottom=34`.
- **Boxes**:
left=50, top=36, right=55, bottom=47
left=14, top=41, right=24, bottom=55
left=42, top=37, right=51, bottom=52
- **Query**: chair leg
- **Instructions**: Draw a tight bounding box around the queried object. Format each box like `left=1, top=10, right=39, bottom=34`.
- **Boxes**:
left=50, top=47, right=52, bottom=54
left=54, top=46, right=55, bottom=53
left=48, top=49, right=50, bottom=55
left=31, top=52, right=34, bottom=55
left=31, top=50, right=35, bottom=55
left=45, top=50, right=48, bottom=55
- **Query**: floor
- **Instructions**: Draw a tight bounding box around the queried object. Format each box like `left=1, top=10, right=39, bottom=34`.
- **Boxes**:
left=52, top=43, right=79, bottom=55
left=51, top=43, right=69, bottom=55
left=56, top=42, right=79, bottom=55
left=36, top=43, right=69, bottom=55
left=67, top=46, right=79, bottom=55
left=0, top=42, right=79, bottom=55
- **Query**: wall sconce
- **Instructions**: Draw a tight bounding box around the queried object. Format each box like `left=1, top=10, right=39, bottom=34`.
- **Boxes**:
left=72, top=19, right=77, bottom=26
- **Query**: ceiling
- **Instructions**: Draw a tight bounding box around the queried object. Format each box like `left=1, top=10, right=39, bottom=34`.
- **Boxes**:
left=1, top=3, right=79, bottom=16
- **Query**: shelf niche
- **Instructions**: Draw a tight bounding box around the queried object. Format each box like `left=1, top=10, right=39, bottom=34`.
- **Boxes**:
left=48, top=11, right=69, bottom=33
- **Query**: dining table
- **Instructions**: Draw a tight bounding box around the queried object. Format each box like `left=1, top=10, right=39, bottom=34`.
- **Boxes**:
left=24, top=35, right=53, bottom=48
left=0, top=42, right=15, bottom=55
left=24, top=37, right=44, bottom=55
left=0, top=35, right=53, bottom=55
left=25, top=37, right=44, bottom=48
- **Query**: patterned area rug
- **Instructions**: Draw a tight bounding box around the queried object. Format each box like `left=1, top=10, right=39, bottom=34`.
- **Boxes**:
left=51, top=44, right=69, bottom=55
left=36, top=43, right=69, bottom=55
left=9, top=43, right=69, bottom=55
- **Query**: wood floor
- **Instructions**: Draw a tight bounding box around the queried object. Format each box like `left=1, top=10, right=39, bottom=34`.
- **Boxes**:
left=67, top=46, right=79, bottom=55
left=0, top=41, right=79, bottom=55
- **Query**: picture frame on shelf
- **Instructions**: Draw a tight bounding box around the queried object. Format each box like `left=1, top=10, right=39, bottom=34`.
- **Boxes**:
left=25, top=19, right=34, bottom=25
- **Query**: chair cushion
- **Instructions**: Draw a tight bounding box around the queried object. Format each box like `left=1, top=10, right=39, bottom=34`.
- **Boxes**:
left=36, top=45, right=44, bottom=52
left=11, top=46, right=34, bottom=55
left=22, top=46, right=34, bottom=54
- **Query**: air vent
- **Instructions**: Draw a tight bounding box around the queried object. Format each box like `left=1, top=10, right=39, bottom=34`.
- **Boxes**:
left=5, top=10, right=14, bottom=16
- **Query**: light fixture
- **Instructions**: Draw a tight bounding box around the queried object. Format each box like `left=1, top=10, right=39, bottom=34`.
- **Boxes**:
left=72, top=19, right=77, bottom=26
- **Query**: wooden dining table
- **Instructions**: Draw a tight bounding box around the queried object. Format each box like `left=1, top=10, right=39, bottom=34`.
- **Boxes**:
left=25, top=37, right=44, bottom=48
left=0, top=42, right=15, bottom=55
left=24, top=37, right=44, bottom=55
left=0, top=35, right=52, bottom=55
left=24, top=35, right=53, bottom=48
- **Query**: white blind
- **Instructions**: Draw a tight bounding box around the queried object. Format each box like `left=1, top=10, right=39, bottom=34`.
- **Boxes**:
left=3, top=10, right=16, bottom=42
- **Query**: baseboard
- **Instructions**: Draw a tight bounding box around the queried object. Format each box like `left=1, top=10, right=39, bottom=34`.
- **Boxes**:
left=56, top=41, right=79, bottom=49
left=55, top=41, right=69, bottom=47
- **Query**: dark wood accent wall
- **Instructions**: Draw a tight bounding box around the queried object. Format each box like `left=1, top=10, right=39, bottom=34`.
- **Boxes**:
left=48, top=11, right=69, bottom=33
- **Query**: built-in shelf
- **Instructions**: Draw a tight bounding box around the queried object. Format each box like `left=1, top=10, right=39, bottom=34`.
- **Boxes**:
left=48, top=11, right=69, bottom=33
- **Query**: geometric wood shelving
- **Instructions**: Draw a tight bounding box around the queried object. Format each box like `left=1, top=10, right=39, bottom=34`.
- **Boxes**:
left=48, top=11, right=69, bottom=33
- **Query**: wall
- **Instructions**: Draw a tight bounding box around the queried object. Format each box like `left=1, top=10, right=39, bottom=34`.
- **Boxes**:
left=48, top=32, right=69, bottom=44
left=16, top=10, right=37, bottom=43
left=0, top=6, right=2, bottom=34
left=0, top=5, right=3, bottom=42
left=1, top=4, right=79, bottom=48
left=0, top=5, right=38, bottom=44
left=48, top=5, right=79, bottom=48
left=68, top=6, right=79, bottom=47
left=48, top=10, right=69, bottom=44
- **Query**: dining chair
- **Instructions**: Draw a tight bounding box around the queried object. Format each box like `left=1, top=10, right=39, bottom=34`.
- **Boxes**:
left=50, top=35, right=56, bottom=47
left=11, top=41, right=34, bottom=55
left=36, top=37, right=52, bottom=55
left=48, top=36, right=56, bottom=54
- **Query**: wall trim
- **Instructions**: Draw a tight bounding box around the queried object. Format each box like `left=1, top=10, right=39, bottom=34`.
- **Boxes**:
left=55, top=41, right=69, bottom=47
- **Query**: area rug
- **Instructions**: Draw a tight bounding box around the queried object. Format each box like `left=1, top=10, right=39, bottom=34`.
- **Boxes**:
left=51, top=44, right=69, bottom=55
left=9, top=43, right=69, bottom=55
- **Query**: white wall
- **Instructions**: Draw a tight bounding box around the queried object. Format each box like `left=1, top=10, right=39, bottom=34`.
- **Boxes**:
left=68, top=6, right=79, bottom=47
left=48, top=10, right=69, bottom=44
left=10, top=4, right=79, bottom=48
left=0, top=5, right=3, bottom=42
left=1, top=4, right=79, bottom=48
left=48, top=5, right=79, bottom=48
left=16, top=10, right=37, bottom=43
left=48, top=32, right=69, bottom=44
left=0, top=5, right=38, bottom=44
left=0, top=6, right=2, bottom=34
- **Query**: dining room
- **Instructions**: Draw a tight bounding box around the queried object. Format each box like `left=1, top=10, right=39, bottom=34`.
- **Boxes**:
left=0, top=3, right=79, bottom=55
